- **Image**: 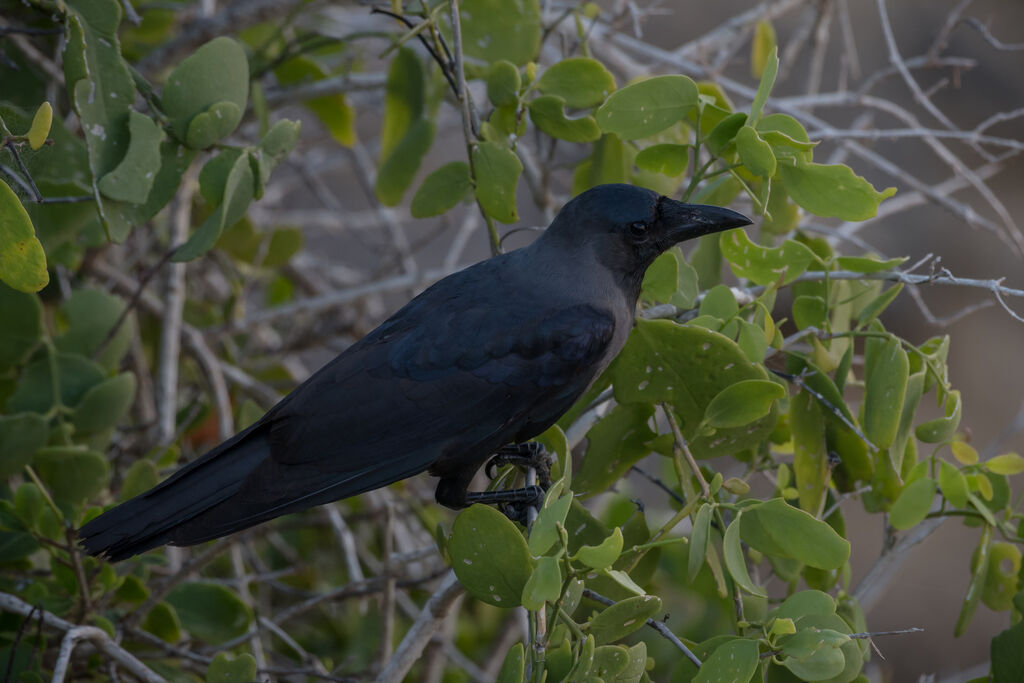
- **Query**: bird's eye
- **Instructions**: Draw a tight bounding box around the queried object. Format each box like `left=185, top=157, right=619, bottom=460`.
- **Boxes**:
left=629, top=221, right=648, bottom=240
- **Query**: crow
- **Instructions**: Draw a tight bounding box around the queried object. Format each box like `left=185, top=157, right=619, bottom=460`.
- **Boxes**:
left=79, top=183, right=750, bottom=561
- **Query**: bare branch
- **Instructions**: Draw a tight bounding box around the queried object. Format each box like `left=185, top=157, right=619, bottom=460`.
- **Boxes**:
left=0, top=593, right=166, bottom=683
left=376, top=571, right=465, bottom=683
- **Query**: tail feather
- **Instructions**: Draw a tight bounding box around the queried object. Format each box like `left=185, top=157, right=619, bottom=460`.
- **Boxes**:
left=79, top=425, right=270, bottom=562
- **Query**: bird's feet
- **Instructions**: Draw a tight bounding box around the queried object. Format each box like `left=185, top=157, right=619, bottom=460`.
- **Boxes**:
left=465, top=485, right=546, bottom=526
left=485, top=442, right=553, bottom=489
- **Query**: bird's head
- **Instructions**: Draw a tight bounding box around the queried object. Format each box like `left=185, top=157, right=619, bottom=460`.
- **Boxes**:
left=542, top=183, right=752, bottom=291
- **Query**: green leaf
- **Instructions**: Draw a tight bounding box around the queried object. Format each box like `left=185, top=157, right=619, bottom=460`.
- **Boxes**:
left=956, top=525, right=991, bottom=637
left=33, top=447, right=110, bottom=505
left=724, top=513, right=766, bottom=597
left=641, top=250, right=678, bottom=302
left=142, top=602, right=181, bottom=643
left=167, top=582, right=254, bottom=645
left=496, top=643, right=525, bottom=683
left=916, top=390, right=961, bottom=443
left=9, top=353, right=106, bottom=414
left=263, top=227, right=303, bottom=267
left=206, top=652, right=257, bottom=683
left=694, top=639, right=759, bottom=683
left=790, top=390, right=827, bottom=515
left=574, top=527, right=624, bottom=570
left=0, top=283, right=42, bottom=370
left=778, top=161, right=896, bottom=221
left=635, top=144, right=689, bottom=177
left=704, top=379, right=785, bottom=429
left=749, top=46, right=778, bottom=124
left=174, top=151, right=255, bottom=261
left=521, top=555, right=561, bottom=610
left=588, top=595, right=661, bottom=645
left=64, top=0, right=138, bottom=241
left=71, top=372, right=136, bottom=435
left=687, top=503, right=713, bottom=582
left=938, top=460, right=969, bottom=508
left=613, top=320, right=777, bottom=458
left=836, top=255, right=908, bottom=273
left=856, top=284, right=904, bottom=326
left=596, top=75, right=699, bottom=140
left=775, top=590, right=836, bottom=620
left=736, top=125, right=776, bottom=177
left=486, top=61, right=521, bottom=107
left=720, top=229, right=818, bottom=285
left=589, top=645, right=629, bottom=678
left=528, top=95, right=601, bottom=142
left=55, top=287, right=131, bottom=370
left=120, top=458, right=159, bottom=501
left=740, top=498, right=850, bottom=570
left=985, top=452, right=1024, bottom=475
left=380, top=47, right=425, bottom=160
left=993, top=619, right=1024, bottom=683
left=888, top=477, right=936, bottom=530
left=573, top=134, right=629, bottom=194
left=0, top=179, right=48, bottom=292
left=457, top=0, right=540, bottom=64
left=706, top=112, right=747, bottom=156
left=450, top=504, right=532, bottom=607
left=529, top=492, right=572, bottom=556
left=378, top=118, right=438, bottom=206
left=162, top=37, right=248, bottom=148
left=793, top=295, right=826, bottom=330
left=536, top=58, right=616, bottom=109
left=472, top=141, right=522, bottom=223
left=97, top=111, right=165, bottom=204
left=250, top=119, right=301, bottom=200
left=862, top=335, right=909, bottom=450
left=981, top=542, right=1020, bottom=610
left=28, top=102, right=52, bottom=150
left=575, top=403, right=655, bottom=496
left=751, top=20, right=777, bottom=78
left=700, top=284, right=738, bottom=320
left=0, top=413, right=50, bottom=478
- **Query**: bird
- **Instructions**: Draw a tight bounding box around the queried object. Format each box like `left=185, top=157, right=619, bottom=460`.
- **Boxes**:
left=79, top=183, right=751, bottom=561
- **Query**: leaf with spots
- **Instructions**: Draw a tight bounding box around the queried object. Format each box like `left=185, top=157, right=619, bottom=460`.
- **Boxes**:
left=450, top=504, right=532, bottom=607
left=611, top=320, right=778, bottom=458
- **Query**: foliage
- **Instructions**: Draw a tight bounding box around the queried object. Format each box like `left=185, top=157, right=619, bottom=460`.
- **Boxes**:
left=0, top=1, right=1021, bottom=682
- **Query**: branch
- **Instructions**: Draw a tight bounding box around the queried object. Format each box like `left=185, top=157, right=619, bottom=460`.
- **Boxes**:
left=581, top=589, right=702, bottom=669
left=0, top=592, right=166, bottom=683
left=853, top=517, right=945, bottom=612
left=376, top=570, right=464, bottom=683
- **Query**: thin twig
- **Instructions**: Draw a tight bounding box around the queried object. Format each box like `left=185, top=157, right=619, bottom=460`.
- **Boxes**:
left=582, top=589, right=701, bottom=668
left=376, top=571, right=464, bottom=683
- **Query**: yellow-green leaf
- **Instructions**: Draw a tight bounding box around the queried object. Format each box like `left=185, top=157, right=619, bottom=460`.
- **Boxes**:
left=0, top=179, right=48, bottom=292
left=28, top=102, right=52, bottom=150
left=985, top=453, right=1024, bottom=475
left=751, top=20, right=777, bottom=79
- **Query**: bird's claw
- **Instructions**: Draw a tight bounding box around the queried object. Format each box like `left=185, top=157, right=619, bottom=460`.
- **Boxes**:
left=485, top=442, right=553, bottom=489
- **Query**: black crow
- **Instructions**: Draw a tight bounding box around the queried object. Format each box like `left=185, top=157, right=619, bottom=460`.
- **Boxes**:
left=79, top=183, right=750, bottom=561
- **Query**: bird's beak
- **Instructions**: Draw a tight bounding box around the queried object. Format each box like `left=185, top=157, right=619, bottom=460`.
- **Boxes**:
left=658, top=196, right=752, bottom=246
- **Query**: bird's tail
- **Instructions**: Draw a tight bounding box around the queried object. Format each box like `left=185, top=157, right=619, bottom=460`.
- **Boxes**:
left=78, top=423, right=271, bottom=562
